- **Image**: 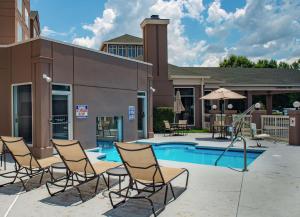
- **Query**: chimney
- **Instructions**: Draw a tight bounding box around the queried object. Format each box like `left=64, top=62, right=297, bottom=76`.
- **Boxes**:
left=141, top=15, right=173, bottom=107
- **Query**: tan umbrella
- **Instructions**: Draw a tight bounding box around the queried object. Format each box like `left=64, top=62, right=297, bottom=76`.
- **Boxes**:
left=201, top=88, right=246, bottom=100
left=201, top=88, right=246, bottom=139
left=174, top=91, right=185, bottom=114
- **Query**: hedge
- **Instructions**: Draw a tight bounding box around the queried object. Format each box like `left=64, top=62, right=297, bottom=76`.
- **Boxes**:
left=153, top=107, right=174, bottom=133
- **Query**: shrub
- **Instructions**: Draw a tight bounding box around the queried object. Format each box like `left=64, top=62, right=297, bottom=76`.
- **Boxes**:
left=153, top=107, right=174, bottom=133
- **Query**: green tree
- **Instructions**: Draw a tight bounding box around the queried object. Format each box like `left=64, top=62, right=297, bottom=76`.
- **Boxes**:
left=291, top=59, right=300, bottom=70
left=219, top=55, right=254, bottom=68
left=278, top=62, right=290, bottom=69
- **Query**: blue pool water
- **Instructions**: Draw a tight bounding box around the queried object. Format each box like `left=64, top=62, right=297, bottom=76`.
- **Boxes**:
left=91, top=143, right=264, bottom=169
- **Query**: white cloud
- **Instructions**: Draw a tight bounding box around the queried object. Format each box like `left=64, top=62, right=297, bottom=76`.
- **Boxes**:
left=41, top=26, right=75, bottom=37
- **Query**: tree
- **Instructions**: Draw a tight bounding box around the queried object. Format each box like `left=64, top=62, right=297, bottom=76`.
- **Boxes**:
left=219, top=55, right=254, bottom=68
left=278, top=62, right=290, bottom=69
left=291, top=59, right=300, bottom=70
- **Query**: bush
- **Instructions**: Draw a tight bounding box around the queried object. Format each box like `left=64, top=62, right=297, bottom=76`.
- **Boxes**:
left=153, top=107, right=174, bottom=133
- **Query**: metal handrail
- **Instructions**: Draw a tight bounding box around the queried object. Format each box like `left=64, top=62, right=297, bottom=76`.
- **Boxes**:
left=215, top=136, right=248, bottom=172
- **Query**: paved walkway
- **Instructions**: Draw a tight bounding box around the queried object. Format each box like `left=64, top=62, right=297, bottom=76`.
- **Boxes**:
left=0, top=134, right=299, bottom=217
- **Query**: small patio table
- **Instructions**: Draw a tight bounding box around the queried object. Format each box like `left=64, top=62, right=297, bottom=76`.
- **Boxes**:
left=170, top=123, right=186, bottom=136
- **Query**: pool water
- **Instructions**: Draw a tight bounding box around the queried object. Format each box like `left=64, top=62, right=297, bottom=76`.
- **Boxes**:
left=91, top=143, right=264, bottom=169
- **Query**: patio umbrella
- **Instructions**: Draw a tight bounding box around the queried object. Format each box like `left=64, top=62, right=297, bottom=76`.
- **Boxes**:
left=201, top=88, right=246, bottom=138
left=174, top=91, right=185, bottom=122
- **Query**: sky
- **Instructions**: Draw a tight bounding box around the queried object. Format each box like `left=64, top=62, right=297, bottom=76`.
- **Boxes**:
left=31, top=0, right=300, bottom=67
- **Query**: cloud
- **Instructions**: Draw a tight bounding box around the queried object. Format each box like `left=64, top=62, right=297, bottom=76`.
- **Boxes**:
left=41, top=26, right=75, bottom=37
left=72, top=0, right=207, bottom=66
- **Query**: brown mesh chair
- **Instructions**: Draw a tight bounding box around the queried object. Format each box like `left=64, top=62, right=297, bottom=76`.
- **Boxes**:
left=47, top=139, right=120, bottom=201
left=0, top=136, right=61, bottom=190
left=163, top=120, right=176, bottom=136
left=109, top=143, right=189, bottom=217
left=0, top=139, right=5, bottom=169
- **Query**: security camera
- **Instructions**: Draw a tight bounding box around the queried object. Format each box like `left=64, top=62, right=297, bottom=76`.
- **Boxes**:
left=42, top=74, right=52, bottom=83
left=150, top=87, right=156, bottom=92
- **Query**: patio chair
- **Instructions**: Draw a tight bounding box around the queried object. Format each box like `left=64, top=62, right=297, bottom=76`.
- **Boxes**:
left=47, top=139, right=120, bottom=201
left=178, top=120, right=188, bottom=135
left=163, top=120, right=176, bottom=136
left=250, top=123, right=270, bottom=147
left=0, top=136, right=61, bottom=191
left=109, top=143, right=189, bottom=217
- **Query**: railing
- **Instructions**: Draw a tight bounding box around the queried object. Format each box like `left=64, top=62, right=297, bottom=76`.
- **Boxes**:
left=261, top=115, right=289, bottom=141
left=215, top=136, right=248, bottom=172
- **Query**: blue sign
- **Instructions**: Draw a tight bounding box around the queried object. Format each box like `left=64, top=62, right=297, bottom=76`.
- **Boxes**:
left=128, top=106, right=135, bottom=121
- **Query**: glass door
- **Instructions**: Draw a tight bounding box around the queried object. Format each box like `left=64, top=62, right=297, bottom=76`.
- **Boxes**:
left=12, top=84, right=33, bottom=143
left=51, top=85, right=72, bottom=140
left=137, top=92, right=147, bottom=139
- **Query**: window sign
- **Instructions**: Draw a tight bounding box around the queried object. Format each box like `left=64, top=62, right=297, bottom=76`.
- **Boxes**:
left=128, top=106, right=135, bottom=121
left=76, top=105, right=88, bottom=119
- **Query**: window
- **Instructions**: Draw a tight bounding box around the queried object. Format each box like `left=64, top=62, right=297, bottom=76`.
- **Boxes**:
left=174, top=88, right=195, bottom=125
left=127, top=45, right=136, bottom=58
left=17, top=22, right=23, bottom=42
left=17, top=0, right=22, bottom=16
left=137, top=46, right=143, bottom=56
left=117, top=45, right=126, bottom=56
left=25, top=8, right=29, bottom=28
left=108, top=45, right=117, bottom=55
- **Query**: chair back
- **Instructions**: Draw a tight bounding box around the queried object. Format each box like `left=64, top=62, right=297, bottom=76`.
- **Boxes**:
left=1, top=136, right=40, bottom=169
left=51, top=139, right=95, bottom=175
left=0, top=139, right=3, bottom=154
left=250, top=123, right=257, bottom=137
left=163, top=120, right=171, bottom=130
left=115, top=143, right=164, bottom=184
left=178, top=120, right=187, bottom=125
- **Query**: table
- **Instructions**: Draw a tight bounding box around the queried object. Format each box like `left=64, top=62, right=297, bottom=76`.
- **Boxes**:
left=51, top=162, right=67, bottom=180
left=106, top=167, right=128, bottom=191
left=212, top=125, right=231, bottom=139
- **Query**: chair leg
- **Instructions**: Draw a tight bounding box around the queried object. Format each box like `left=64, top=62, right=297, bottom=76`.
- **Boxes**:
left=94, top=175, right=100, bottom=195
left=169, top=183, right=176, bottom=200
left=164, top=184, right=168, bottom=205
left=39, top=169, right=45, bottom=184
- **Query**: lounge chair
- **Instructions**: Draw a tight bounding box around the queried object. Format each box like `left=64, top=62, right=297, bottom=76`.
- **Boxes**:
left=0, top=136, right=61, bottom=190
left=47, top=139, right=120, bottom=201
left=0, top=139, right=5, bottom=169
left=250, top=123, right=270, bottom=147
left=109, top=143, right=189, bottom=217
left=163, top=120, right=175, bottom=136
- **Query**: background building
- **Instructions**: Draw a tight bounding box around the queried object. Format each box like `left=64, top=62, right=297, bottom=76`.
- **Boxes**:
left=100, top=15, right=300, bottom=129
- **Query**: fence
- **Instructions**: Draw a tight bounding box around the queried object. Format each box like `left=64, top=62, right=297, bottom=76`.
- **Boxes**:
left=261, top=115, right=289, bottom=141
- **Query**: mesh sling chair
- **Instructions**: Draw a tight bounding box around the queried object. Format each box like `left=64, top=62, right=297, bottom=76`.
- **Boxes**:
left=47, top=139, right=120, bottom=201
left=109, top=143, right=189, bottom=217
left=0, top=139, right=6, bottom=170
left=0, top=136, right=61, bottom=191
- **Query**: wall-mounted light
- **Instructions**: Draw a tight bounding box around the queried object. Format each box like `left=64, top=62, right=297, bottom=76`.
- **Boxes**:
left=212, top=104, right=217, bottom=110
left=227, top=104, right=233, bottom=110
left=293, top=101, right=300, bottom=110
left=42, top=74, right=52, bottom=83
left=150, top=86, right=156, bottom=93
left=255, top=102, right=261, bottom=110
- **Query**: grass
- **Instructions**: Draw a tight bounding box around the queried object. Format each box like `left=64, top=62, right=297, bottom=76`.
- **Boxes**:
left=182, top=128, right=209, bottom=133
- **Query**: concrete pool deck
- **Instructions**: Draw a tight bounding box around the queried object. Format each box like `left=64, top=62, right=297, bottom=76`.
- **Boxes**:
left=0, top=133, right=300, bottom=217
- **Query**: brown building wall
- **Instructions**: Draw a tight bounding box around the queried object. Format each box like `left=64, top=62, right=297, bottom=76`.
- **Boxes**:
left=0, top=0, right=15, bottom=44
left=143, top=21, right=173, bottom=108
left=0, top=38, right=153, bottom=158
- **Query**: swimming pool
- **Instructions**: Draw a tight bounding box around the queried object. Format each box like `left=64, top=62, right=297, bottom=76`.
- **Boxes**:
left=91, top=143, right=264, bottom=169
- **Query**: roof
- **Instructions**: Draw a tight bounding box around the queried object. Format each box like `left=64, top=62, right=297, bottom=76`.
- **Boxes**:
left=30, top=11, right=39, bottom=19
left=169, top=64, right=300, bottom=86
left=103, top=34, right=143, bottom=44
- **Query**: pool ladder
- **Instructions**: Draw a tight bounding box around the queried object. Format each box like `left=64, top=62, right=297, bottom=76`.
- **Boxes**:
left=214, top=136, right=248, bottom=172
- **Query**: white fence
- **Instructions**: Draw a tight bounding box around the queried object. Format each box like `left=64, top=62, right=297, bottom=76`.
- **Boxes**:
left=261, top=115, right=289, bottom=141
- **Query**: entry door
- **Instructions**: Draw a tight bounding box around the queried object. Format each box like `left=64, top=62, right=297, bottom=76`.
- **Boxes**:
left=12, top=84, right=33, bottom=144
left=137, top=92, right=147, bottom=138
left=51, top=87, right=72, bottom=140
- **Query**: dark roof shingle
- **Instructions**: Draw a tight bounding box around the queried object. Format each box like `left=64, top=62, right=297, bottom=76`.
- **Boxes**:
left=103, top=34, right=143, bottom=44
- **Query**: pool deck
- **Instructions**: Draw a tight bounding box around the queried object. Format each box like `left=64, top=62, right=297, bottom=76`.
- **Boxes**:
left=1, top=133, right=300, bottom=217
